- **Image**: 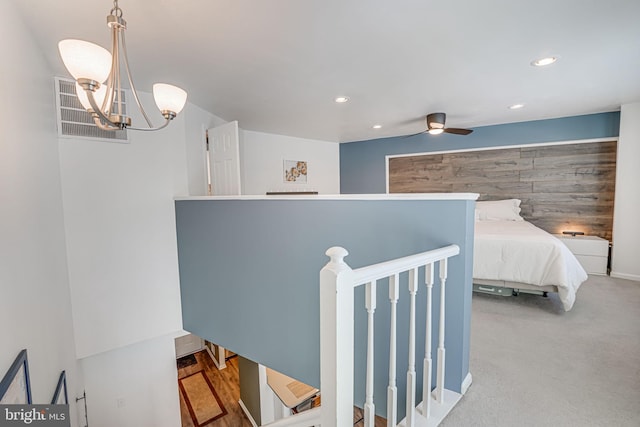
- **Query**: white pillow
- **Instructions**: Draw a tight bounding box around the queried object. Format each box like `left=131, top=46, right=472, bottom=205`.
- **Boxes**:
left=476, top=199, right=523, bottom=221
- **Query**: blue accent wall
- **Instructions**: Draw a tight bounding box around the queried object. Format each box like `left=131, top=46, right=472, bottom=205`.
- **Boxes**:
left=340, top=112, right=620, bottom=194
left=175, top=197, right=475, bottom=418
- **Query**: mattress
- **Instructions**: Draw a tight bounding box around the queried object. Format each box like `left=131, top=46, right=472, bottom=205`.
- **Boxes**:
left=474, top=220, right=588, bottom=310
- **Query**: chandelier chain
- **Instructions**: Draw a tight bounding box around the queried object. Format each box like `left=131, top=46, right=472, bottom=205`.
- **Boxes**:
left=110, top=0, right=123, bottom=18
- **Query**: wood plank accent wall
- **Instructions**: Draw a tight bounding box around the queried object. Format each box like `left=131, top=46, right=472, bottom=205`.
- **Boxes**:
left=388, top=141, right=617, bottom=241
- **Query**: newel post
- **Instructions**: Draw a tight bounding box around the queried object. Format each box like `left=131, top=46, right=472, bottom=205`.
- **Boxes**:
left=320, top=246, right=355, bottom=427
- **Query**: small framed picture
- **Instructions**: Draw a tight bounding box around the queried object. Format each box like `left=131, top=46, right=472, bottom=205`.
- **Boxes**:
left=51, top=370, right=68, bottom=404
left=0, top=349, right=32, bottom=404
left=283, top=160, right=308, bottom=183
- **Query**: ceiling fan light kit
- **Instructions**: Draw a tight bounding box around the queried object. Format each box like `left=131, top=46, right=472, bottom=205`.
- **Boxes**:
left=58, top=0, right=187, bottom=132
left=401, top=112, right=473, bottom=139
left=426, top=112, right=473, bottom=136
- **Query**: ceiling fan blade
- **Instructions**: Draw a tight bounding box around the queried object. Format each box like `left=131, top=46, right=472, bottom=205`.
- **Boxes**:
left=444, top=128, right=473, bottom=135
left=400, top=130, right=427, bottom=139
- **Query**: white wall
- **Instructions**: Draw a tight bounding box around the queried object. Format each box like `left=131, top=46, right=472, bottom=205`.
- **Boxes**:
left=80, top=334, right=181, bottom=427
left=0, top=2, right=79, bottom=423
left=56, top=91, right=221, bottom=424
left=58, top=93, right=187, bottom=359
left=611, top=102, right=640, bottom=281
left=241, top=130, right=340, bottom=195
left=57, top=95, right=222, bottom=359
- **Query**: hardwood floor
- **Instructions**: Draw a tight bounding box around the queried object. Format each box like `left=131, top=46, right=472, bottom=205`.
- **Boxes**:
left=178, top=350, right=253, bottom=427
left=177, top=350, right=387, bottom=427
left=353, top=407, right=387, bottom=427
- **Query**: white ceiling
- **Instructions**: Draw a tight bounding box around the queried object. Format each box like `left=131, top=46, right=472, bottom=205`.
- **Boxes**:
left=13, top=0, right=640, bottom=142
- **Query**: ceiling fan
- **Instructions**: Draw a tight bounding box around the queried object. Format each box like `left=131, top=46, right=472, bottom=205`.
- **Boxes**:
left=400, top=112, right=473, bottom=138
left=424, top=112, right=473, bottom=135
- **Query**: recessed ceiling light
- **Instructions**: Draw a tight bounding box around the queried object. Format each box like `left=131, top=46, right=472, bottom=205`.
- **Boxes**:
left=334, top=96, right=349, bottom=103
left=509, top=104, right=525, bottom=110
left=372, top=124, right=382, bottom=129
left=531, top=56, right=558, bottom=67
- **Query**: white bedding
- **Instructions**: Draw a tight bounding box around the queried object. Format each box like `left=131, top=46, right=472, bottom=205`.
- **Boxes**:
left=474, top=220, right=588, bottom=311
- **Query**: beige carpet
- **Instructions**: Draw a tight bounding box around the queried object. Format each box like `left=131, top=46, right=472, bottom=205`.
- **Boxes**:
left=179, top=370, right=227, bottom=426
left=442, top=275, right=640, bottom=426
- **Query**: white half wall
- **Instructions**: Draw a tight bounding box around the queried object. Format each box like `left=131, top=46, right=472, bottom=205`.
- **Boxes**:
left=611, top=102, right=640, bottom=281
left=0, top=3, right=79, bottom=422
left=80, top=334, right=181, bottom=427
left=241, top=130, right=340, bottom=195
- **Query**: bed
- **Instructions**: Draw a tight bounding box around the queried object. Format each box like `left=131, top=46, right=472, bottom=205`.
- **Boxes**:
left=472, top=199, right=588, bottom=311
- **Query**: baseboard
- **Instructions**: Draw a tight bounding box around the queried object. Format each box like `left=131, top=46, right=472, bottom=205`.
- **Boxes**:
left=610, top=271, right=640, bottom=282
left=206, top=346, right=227, bottom=370
left=461, top=372, right=473, bottom=395
left=238, top=399, right=259, bottom=427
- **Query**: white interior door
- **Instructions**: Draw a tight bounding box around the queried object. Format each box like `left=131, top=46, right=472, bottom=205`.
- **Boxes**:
left=208, top=121, right=241, bottom=195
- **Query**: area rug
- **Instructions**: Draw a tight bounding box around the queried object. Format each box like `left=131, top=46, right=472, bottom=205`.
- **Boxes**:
left=177, top=354, right=198, bottom=370
left=179, top=370, right=227, bottom=426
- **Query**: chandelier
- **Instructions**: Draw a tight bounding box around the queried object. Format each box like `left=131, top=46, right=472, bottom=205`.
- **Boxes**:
left=58, top=0, right=187, bottom=132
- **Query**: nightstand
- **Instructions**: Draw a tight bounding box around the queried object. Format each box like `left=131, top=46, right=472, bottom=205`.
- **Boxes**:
left=554, top=234, right=609, bottom=275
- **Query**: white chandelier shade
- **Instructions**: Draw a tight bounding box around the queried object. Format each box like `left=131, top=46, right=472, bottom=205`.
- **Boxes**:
left=57, top=0, right=187, bottom=132
left=153, top=84, right=188, bottom=116
left=58, top=39, right=112, bottom=84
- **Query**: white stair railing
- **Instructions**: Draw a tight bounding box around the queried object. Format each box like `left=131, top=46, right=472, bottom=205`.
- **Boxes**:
left=320, top=244, right=461, bottom=427
left=263, top=244, right=462, bottom=427
left=319, top=246, right=356, bottom=426
left=261, top=406, right=321, bottom=427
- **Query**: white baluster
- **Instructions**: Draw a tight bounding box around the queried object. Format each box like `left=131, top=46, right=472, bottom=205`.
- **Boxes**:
left=320, top=247, right=355, bottom=427
left=436, top=258, right=448, bottom=403
left=422, top=262, right=434, bottom=418
left=406, top=268, right=418, bottom=427
left=365, top=280, right=377, bottom=427
left=387, top=274, right=399, bottom=427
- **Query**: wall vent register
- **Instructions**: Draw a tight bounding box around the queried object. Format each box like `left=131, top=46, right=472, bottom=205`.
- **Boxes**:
left=55, top=77, right=129, bottom=142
